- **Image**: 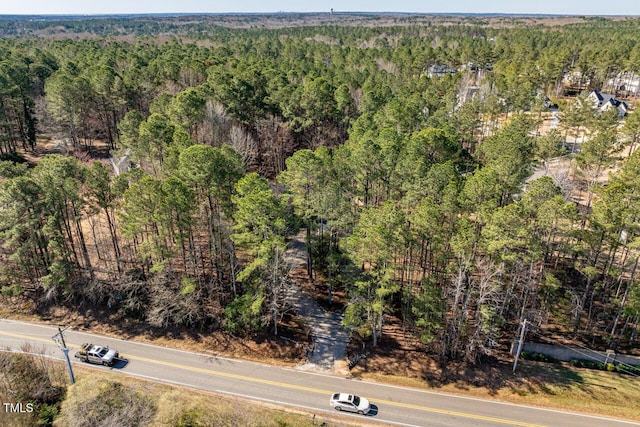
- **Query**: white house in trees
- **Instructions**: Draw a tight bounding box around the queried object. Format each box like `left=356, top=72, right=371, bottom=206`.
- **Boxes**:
left=604, top=72, right=640, bottom=95
left=588, top=90, right=629, bottom=117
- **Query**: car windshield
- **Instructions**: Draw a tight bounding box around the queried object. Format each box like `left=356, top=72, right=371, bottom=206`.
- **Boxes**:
left=98, top=348, right=108, bottom=356
left=352, top=396, right=360, bottom=406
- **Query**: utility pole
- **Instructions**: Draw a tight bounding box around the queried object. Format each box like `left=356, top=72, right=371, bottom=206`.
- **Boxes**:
left=512, top=319, right=528, bottom=373
left=52, top=326, right=75, bottom=384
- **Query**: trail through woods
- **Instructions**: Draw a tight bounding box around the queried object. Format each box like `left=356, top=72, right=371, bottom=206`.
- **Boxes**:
left=284, top=231, right=350, bottom=372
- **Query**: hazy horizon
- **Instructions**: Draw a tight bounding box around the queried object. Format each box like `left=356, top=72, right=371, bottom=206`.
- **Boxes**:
left=1, top=0, right=638, bottom=17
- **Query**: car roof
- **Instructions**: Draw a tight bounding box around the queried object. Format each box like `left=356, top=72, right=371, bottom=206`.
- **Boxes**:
left=333, top=393, right=353, bottom=401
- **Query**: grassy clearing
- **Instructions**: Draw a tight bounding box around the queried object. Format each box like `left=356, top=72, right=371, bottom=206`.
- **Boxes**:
left=356, top=360, right=640, bottom=422
left=511, top=362, right=640, bottom=421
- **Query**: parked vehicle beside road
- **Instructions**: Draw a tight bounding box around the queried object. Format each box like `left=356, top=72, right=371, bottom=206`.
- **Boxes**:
left=74, top=343, right=120, bottom=366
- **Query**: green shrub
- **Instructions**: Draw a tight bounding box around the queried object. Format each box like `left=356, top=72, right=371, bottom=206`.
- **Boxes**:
left=570, top=359, right=640, bottom=375
left=175, top=409, right=202, bottom=427
left=520, top=351, right=556, bottom=363
left=614, top=364, right=640, bottom=376
left=37, top=403, right=59, bottom=426
left=569, top=359, right=605, bottom=370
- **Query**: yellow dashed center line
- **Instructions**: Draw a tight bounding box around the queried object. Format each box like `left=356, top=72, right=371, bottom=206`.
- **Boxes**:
left=129, top=352, right=328, bottom=394
left=0, top=330, right=545, bottom=427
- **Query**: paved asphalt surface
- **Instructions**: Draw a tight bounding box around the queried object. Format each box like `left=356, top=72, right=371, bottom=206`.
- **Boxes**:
left=1, top=319, right=638, bottom=427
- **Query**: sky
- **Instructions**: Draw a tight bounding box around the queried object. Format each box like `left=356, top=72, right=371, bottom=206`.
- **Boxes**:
left=0, top=1, right=638, bottom=16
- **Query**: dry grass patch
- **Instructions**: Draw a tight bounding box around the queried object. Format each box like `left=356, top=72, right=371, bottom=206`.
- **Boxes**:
left=354, top=360, right=640, bottom=422
left=56, top=368, right=361, bottom=427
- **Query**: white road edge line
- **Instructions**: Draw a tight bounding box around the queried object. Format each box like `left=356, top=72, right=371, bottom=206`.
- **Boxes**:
left=220, top=390, right=422, bottom=427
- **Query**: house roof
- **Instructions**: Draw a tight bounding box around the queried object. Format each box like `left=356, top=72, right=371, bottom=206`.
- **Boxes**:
left=589, top=90, right=628, bottom=115
left=590, top=90, right=617, bottom=104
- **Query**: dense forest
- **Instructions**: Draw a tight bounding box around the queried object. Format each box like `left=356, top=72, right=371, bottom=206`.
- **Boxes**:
left=1, top=14, right=640, bottom=364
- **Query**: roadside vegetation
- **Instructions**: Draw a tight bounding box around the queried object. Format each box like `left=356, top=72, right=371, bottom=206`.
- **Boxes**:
left=0, top=350, right=349, bottom=427
left=2, top=350, right=639, bottom=426
left=352, top=358, right=640, bottom=422
left=0, top=346, right=67, bottom=427
left=56, top=374, right=340, bottom=427
left=0, top=12, right=640, bottom=425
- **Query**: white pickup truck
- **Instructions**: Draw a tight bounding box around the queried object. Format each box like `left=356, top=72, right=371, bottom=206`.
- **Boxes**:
left=74, top=343, right=120, bottom=366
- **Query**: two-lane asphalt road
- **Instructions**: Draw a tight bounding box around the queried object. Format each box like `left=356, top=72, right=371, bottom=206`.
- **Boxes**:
left=0, top=319, right=637, bottom=427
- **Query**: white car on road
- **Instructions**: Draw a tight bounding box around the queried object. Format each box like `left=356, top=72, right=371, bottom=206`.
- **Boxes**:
left=329, top=392, right=371, bottom=415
